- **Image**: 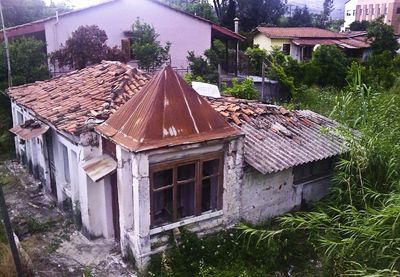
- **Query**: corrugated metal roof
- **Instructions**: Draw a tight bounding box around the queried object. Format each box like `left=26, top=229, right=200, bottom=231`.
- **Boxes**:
left=208, top=97, right=345, bottom=174
left=9, top=121, right=49, bottom=140
left=96, top=66, right=241, bottom=152
left=81, top=154, right=117, bottom=182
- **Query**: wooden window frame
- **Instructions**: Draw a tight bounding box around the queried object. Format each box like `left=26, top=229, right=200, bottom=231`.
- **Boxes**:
left=149, top=152, right=224, bottom=228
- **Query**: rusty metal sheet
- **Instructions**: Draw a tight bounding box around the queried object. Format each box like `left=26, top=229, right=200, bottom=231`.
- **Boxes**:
left=81, top=154, right=117, bottom=182
left=96, top=66, right=241, bottom=152
left=9, top=124, right=49, bottom=140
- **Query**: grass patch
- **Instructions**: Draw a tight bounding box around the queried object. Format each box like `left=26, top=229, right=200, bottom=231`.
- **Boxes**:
left=26, top=217, right=55, bottom=234
left=47, top=238, right=62, bottom=254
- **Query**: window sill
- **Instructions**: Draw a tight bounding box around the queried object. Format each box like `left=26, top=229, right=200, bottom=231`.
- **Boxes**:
left=149, top=210, right=223, bottom=236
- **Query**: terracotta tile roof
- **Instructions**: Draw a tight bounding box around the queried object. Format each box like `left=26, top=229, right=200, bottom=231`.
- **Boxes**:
left=208, top=97, right=345, bottom=174
left=256, top=27, right=346, bottom=39
left=96, top=66, right=241, bottom=152
left=7, top=61, right=150, bottom=135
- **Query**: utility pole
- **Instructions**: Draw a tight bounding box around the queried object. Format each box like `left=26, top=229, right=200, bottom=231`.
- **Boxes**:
left=0, top=0, right=12, bottom=87
left=0, top=185, right=23, bottom=276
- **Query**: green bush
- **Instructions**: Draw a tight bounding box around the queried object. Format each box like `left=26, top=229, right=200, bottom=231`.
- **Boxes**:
left=245, top=46, right=267, bottom=76
left=186, top=39, right=225, bottom=84
left=311, top=45, right=350, bottom=88
left=148, top=227, right=316, bottom=276
left=224, top=78, right=259, bottom=100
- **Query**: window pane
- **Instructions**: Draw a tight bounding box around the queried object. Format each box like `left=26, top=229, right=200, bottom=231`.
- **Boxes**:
left=177, top=163, right=195, bottom=181
left=153, top=169, right=173, bottom=189
left=62, top=144, right=70, bottom=183
left=203, top=159, right=219, bottom=177
left=177, top=182, right=195, bottom=219
left=201, top=177, right=219, bottom=213
left=153, top=188, right=173, bottom=226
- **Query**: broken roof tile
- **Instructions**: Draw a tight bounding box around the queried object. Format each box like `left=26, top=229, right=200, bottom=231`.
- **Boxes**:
left=7, top=61, right=151, bottom=135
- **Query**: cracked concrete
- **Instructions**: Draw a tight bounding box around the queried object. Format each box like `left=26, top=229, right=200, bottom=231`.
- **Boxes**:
left=1, top=160, right=137, bottom=277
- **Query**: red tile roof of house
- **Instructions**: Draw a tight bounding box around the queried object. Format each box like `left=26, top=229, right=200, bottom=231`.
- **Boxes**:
left=256, top=27, right=346, bottom=39
left=7, top=61, right=150, bottom=135
left=96, top=66, right=241, bottom=152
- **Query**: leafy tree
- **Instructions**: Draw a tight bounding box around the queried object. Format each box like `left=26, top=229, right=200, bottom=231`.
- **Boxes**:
left=221, top=0, right=237, bottom=30
left=349, top=20, right=370, bottom=31
left=130, top=19, right=171, bottom=70
left=50, top=25, right=126, bottom=70
left=187, top=39, right=226, bottom=83
left=163, top=0, right=218, bottom=22
left=287, top=6, right=313, bottom=27
left=0, top=37, right=50, bottom=157
left=367, top=17, right=399, bottom=56
left=236, top=0, right=287, bottom=32
left=0, top=37, right=49, bottom=87
left=322, top=0, right=334, bottom=22
left=365, top=51, right=400, bottom=90
left=2, top=0, right=71, bottom=27
left=311, top=45, right=349, bottom=87
left=245, top=46, right=267, bottom=75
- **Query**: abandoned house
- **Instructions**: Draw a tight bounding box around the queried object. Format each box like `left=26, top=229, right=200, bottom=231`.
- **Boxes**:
left=7, top=61, right=344, bottom=269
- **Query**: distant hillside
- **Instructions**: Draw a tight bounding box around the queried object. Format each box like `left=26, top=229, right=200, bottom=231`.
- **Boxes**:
left=287, top=0, right=347, bottom=19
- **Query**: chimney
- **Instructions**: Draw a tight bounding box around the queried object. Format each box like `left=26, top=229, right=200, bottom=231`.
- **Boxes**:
left=234, top=17, right=239, bottom=33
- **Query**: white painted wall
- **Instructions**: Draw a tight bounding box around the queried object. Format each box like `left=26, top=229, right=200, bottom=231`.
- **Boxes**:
left=44, top=0, right=212, bottom=69
left=343, top=0, right=358, bottom=31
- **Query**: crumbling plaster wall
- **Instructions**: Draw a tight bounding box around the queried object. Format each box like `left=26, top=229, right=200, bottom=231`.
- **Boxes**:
left=241, top=167, right=332, bottom=224
left=241, top=167, right=301, bottom=224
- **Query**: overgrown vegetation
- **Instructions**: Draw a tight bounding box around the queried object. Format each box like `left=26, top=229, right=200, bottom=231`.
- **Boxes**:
left=223, top=78, right=259, bottom=100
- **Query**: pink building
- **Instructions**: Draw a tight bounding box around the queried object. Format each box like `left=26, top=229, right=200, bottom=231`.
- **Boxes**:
left=1, top=0, right=243, bottom=72
left=344, top=0, right=400, bottom=34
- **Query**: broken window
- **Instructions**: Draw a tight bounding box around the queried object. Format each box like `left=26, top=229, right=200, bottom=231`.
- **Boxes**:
left=150, top=153, right=223, bottom=227
left=293, top=158, right=334, bottom=185
left=61, top=144, right=70, bottom=183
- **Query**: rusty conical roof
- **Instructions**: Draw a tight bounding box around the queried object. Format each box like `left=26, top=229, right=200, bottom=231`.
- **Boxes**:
left=96, top=66, right=240, bottom=152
